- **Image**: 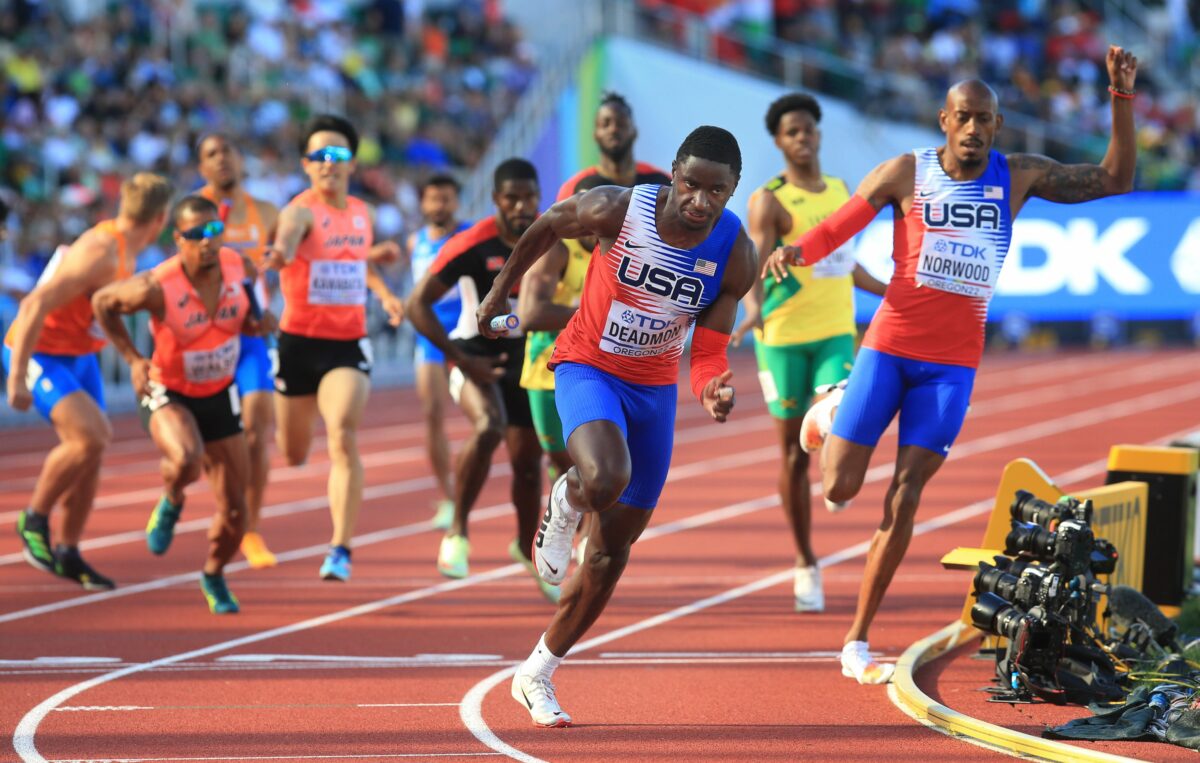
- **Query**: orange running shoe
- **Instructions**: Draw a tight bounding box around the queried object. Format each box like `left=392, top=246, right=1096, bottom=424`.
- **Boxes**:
left=240, top=531, right=277, bottom=569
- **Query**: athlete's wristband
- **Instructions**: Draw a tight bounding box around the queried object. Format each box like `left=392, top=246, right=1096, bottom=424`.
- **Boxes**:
left=690, top=326, right=731, bottom=401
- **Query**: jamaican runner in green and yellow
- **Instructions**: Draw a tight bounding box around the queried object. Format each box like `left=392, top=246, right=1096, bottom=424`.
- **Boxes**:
left=733, top=93, right=887, bottom=614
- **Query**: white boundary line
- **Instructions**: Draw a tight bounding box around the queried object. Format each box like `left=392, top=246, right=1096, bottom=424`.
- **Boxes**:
left=457, top=423, right=1200, bottom=762
left=11, top=374, right=1200, bottom=761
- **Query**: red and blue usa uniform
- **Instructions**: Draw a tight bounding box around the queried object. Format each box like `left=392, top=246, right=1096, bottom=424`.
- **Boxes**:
left=832, top=148, right=1014, bottom=455
left=551, top=184, right=740, bottom=508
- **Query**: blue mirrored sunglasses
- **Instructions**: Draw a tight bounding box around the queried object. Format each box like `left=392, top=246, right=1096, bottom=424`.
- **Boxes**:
left=305, top=145, right=354, bottom=163
left=179, top=220, right=225, bottom=241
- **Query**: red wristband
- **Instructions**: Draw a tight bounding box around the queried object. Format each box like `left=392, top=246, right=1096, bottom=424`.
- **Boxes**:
left=690, top=326, right=730, bottom=400
left=1108, top=85, right=1135, bottom=100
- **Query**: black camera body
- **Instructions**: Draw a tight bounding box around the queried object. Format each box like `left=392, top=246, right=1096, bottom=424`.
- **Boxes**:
left=971, top=591, right=1069, bottom=699
left=1005, top=519, right=1094, bottom=575
left=1010, top=490, right=1093, bottom=528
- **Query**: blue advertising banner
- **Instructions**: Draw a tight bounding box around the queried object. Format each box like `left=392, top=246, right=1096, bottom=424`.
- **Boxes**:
left=853, top=192, right=1200, bottom=322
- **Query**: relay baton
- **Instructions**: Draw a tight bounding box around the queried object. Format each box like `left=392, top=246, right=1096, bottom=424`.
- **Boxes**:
left=490, top=314, right=519, bottom=333
left=718, top=386, right=734, bottom=402
left=241, top=277, right=277, bottom=349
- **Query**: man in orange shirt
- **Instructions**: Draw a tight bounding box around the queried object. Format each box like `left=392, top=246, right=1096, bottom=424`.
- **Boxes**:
left=93, top=195, right=265, bottom=613
left=267, top=114, right=404, bottom=582
left=196, top=133, right=281, bottom=569
left=4, top=173, right=172, bottom=590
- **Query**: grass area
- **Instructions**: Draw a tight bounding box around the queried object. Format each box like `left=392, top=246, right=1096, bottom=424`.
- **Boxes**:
left=1176, top=595, right=1200, bottom=640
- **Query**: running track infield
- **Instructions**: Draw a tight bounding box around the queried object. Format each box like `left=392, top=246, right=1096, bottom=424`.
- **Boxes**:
left=2, top=349, right=1199, bottom=763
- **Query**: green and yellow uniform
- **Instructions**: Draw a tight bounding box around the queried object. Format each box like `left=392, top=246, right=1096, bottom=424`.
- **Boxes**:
left=519, top=238, right=592, bottom=452
left=753, top=174, right=858, bottom=419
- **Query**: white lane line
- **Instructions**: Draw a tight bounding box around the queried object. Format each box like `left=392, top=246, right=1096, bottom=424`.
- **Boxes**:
left=50, top=706, right=152, bottom=712
left=46, top=755, right=504, bottom=762
left=458, top=421, right=1200, bottom=762
left=13, top=396, right=1197, bottom=761
left=358, top=703, right=461, bottom=708
left=0, top=419, right=783, bottom=623
left=217, top=653, right=503, bottom=664
left=0, top=410, right=776, bottom=566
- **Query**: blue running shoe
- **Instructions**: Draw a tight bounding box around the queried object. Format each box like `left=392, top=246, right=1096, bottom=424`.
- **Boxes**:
left=146, top=496, right=183, bottom=555
left=319, top=546, right=351, bottom=581
left=200, top=573, right=240, bottom=614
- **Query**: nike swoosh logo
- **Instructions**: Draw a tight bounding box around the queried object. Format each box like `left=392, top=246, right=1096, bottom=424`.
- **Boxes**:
left=519, top=686, right=533, bottom=709
left=624, top=239, right=645, bottom=249
left=544, top=560, right=559, bottom=575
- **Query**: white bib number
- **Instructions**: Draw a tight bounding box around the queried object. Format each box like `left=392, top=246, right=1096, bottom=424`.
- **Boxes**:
left=810, top=244, right=855, bottom=279
left=308, top=260, right=367, bottom=306
left=914, top=234, right=999, bottom=300
left=183, top=336, right=240, bottom=384
left=599, top=299, right=689, bottom=358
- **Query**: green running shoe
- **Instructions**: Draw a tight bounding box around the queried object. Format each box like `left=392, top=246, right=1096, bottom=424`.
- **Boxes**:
left=16, top=510, right=55, bottom=574
left=437, top=534, right=470, bottom=579
left=146, top=496, right=183, bottom=555
left=200, top=573, right=239, bottom=614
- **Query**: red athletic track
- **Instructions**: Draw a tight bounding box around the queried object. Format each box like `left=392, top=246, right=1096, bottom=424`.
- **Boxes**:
left=2, top=349, right=1199, bottom=763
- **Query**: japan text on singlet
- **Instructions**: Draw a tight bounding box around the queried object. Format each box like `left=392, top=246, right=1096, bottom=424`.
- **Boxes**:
left=551, top=184, right=740, bottom=386
left=4, top=220, right=129, bottom=356
left=862, top=148, right=1013, bottom=368
left=151, top=247, right=250, bottom=398
left=279, top=189, right=373, bottom=340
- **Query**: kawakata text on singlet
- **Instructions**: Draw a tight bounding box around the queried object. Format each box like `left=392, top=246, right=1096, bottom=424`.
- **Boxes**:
left=308, top=260, right=367, bottom=306
left=601, top=299, right=691, bottom=358
left=183, top=335, right=240, bottom=384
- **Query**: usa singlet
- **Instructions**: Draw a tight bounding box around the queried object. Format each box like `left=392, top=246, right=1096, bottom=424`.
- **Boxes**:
left=863, top=148, right=1013, bottom=368
left=552, top=184, right=740, bottom=385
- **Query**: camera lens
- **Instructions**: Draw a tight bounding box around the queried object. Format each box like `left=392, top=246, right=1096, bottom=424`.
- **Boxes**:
left=1011, top=490, right=1061, bottom=527
left=974, top=563, right=1018, bottom=602
left=1005, top=522, right=1055, bottom=558
left=971, top=591, right=1027, bottom=639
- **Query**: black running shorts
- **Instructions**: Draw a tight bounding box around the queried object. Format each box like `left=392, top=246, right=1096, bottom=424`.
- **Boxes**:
left=275, top=331, right=372, bottom=397
left=139, top=381, right=243, bottom=443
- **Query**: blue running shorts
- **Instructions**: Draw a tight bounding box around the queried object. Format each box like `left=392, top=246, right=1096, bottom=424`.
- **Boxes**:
left=554, top=361, right=677, bottom=510
left=831, top=347, right=976, bottom=456
left=2, top=345, right=105, bottom=420
left=235, top=334, right=275, bottom=396
left=415, top=301, right=462, bottom=365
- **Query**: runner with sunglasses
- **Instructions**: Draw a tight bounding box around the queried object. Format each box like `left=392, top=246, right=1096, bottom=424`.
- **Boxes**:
left=265, top=114, right=405, bottom=582
left=4, top=173, right=172, bottom=591
left=93, top=195, right=266, bottom=613
left=195, top=132, right=281, bottom=569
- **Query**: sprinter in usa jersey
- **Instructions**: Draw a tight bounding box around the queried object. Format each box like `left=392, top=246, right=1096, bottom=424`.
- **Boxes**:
left=477, top=127, right=756, bottom=728
left=763, top=49, right=1140, bottom=686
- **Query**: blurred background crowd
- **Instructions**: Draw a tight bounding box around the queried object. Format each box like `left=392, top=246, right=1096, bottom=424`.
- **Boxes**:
left=0, top=0, right=1196, bottom=333
left=0, top=0, right=535, bottom=317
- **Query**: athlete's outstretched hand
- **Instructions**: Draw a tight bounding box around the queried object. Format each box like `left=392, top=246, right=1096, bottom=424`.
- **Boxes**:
left=701, top=370, right=735, bottom=423
left=763, top=245, right=803, bottom=283
left=476, top=290, right=511, bottom=339
left=458, top=353, right=507, bottom=388
left=380, top=293, right=404, bottom=326
left=1106, top=45, right=1138, bottom=91
left=129, top=357, right=152, bottom=399
left=6, top=375, right=32, bottom=412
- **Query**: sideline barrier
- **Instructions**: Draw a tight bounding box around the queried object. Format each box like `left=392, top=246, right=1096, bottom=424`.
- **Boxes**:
left=890, top=621, right=1144, bottom=763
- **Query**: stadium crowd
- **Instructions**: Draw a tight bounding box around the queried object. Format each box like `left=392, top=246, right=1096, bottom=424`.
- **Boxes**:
left=0, top=0, right=535, bottom=312
left=639, top=0, right=1199, bottom=191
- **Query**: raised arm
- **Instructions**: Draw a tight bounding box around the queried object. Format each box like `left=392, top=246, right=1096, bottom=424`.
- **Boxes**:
left=516, top=240, right=574, bottom=332
left=91, top=271, right=165, bottom=397
left=763, top=154, right=913, bottom=282
left=263, top=203, right=312, bottom=270
left=5, top=232, right=117, bottom=411
left=692, top=226, right=758, bottom=422
left=477, top=186, right=629, bottom=337
left=1009, top=46, right=1138, bottom=209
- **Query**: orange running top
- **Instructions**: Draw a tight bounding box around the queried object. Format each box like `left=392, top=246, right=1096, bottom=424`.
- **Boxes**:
left=150, top=247, right=249, bottom=398
left=4, top=219, right=130, bottom=356
left=198, top=188, right=269, bottom=267
left=278, top=189, right=373, bottom=340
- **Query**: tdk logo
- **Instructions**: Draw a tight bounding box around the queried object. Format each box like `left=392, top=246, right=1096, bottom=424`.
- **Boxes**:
left=933, top=239, right=988, bottom=259
left=617, top=256, right=704, bottom=307
left=924, top=202, right=1001, bottom=230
